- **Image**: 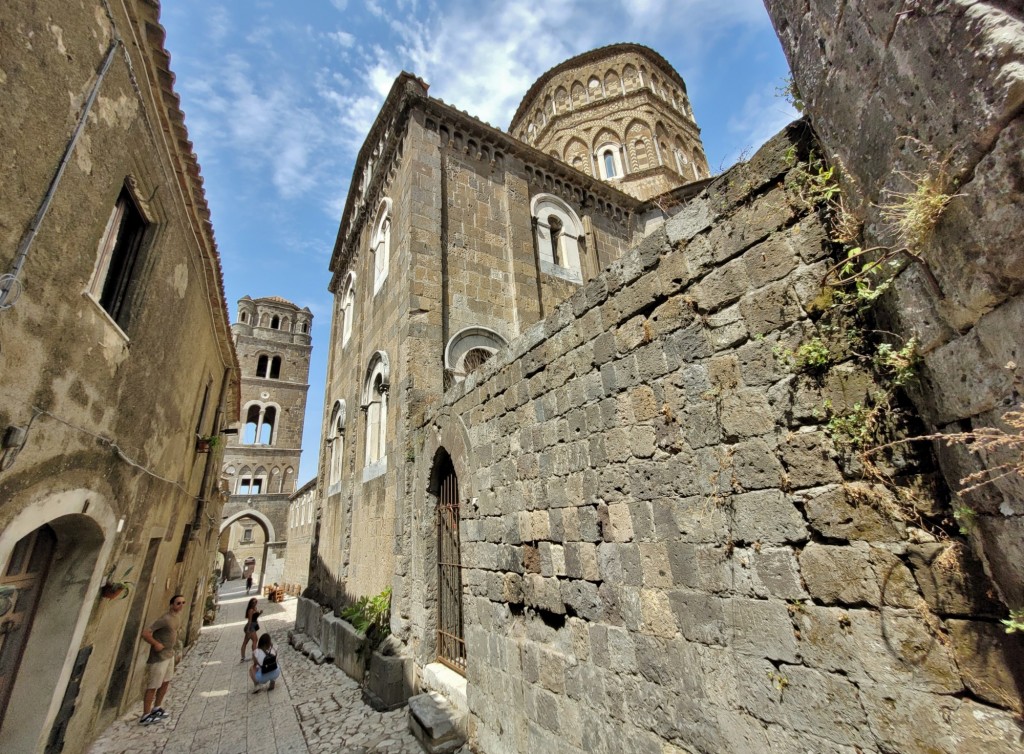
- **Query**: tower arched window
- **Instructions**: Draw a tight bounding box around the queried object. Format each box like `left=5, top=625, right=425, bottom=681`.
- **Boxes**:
left=362, top=352, right=390, bottom=472
left=270, top=315, right=280, bottom=329
left=444, top=327, right=508, bottom=385
left=270, top=356, right=282, bottom=379
left=341, top=273, right=356, bottom=347
left=371, top=198, right=392, bottom=294
left=242, top=402, right=278, bottom=446
left=240, top=312, right=248, bottom=323
left=531, top=194, right=584, bottom=284
left=328, top=400, right=346, bottom=485
left=256, top=354, right=269, bottom=378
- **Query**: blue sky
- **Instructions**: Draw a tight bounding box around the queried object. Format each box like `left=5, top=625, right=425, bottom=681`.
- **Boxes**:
left=160, top=0, right=797, bottom=484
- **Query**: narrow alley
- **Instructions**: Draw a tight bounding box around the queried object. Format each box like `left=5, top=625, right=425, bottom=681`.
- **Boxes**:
left=87, top=582, right=423, bottom=754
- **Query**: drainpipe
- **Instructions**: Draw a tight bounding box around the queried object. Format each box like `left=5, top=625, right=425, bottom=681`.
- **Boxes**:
left=0, top=40, right=119, bottom=311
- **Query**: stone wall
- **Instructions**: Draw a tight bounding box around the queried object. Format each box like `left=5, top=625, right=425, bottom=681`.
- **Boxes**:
left=408, top=124, right=1022, bottom=753
left=763, top=1, right=1024, bottom=609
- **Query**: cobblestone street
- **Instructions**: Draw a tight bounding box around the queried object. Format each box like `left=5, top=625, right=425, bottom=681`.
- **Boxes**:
left=87, top=581, right=423, bottom=754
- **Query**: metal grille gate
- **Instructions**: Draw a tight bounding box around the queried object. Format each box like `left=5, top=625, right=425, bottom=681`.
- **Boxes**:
left=437, top=464, right=466, bottom=673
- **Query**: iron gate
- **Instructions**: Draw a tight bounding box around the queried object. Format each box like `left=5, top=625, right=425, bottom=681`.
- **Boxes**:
left=437, top=463, right=466, bottom=673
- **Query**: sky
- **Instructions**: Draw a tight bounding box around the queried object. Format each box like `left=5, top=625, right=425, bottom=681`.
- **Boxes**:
left=160, top=0, right=798, bottom=484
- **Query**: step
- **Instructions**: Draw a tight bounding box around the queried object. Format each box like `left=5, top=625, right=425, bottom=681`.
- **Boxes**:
left=408, top=691, right=467, bottom=754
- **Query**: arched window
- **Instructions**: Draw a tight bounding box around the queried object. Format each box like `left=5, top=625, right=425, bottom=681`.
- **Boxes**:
left=259, top=407, right=276, bottom=444
left=270, top=356, right=282, bottom=379
left=256, top=354, right=269, bottom=378
left=298, top=322, right=307, bottom=334
left=445, top=327, right=508, bottom=384
left=362, top=352, right=390, bottom=470
left=341, top=273, right=356, bottom=347
left=240, top=312, right=248, bottom=323
left=588, top=76, right=602, bottom=100
left=531, top=194, right=584, bottom=284
left=328, top=399, right=346, bottom=485
left=242, top=402, right=278, bottom=445
left=371, top=198, right=391, bottom=294
left=597, top=144, right=623, bottom=180
left=270, top=315, right=280, bottom=329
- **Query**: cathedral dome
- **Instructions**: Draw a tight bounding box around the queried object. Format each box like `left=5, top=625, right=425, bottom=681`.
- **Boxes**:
left=510, top=43, right=709, bottom=201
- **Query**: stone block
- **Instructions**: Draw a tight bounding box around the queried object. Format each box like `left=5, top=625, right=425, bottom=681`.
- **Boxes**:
left=905, top=541, right=1003, bottom=618
left=560, top=578, right=602, bottom=621
left=726, top=598, right=799, bottom=663
left=799, top=542, right=922, bottom=608
left=729, top=438, right=786, bottom=491
left=779, top=430, right=842, bottom=488
left=946, top=619, right=1024, bottom=713
left=798, top=483, right=904, bottom=542
left=731, top=489, right=808, bottom=545
left=639, top=589, right=677, bottom=638
left=669, top=589, right=727, bottom=646
left=606, top=502, right=635, bottom=542
left=720, top=388, right=776, bottom=439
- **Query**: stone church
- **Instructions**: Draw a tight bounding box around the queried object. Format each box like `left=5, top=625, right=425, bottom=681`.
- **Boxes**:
left=310, top=44, right=710, bottom=608
left=219, top=296, right=313, bottom=587
left=301, top=17, right=1024, bottom=754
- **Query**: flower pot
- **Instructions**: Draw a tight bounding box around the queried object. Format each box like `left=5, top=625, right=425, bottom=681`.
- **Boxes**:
left=101, top=583, right=127, bottom=600
left=195, top=438, right=211, bottom=453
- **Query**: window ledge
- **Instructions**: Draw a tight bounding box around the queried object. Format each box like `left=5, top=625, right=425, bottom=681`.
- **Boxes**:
left=540, top=260, right=582, bottom=284
left=327, top=481, right=343, bottom=496
left=82, top=291, right=130, bottom=344
left=362, top=457, right=387, bottom=482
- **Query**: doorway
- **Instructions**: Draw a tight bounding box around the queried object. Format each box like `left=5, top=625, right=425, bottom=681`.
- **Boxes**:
left=436, top=455, right=466, bottom=673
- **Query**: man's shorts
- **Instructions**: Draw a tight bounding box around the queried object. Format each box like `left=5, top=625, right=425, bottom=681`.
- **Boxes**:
left=146, top=658, right=175, bottom=689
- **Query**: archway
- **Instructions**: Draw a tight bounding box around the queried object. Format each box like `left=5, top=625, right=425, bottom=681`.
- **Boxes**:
left=219, top=510, right=275, bottom=590
left=0, top=490, right=113, bottom=754
left=429, top=449, right=465, bottom=674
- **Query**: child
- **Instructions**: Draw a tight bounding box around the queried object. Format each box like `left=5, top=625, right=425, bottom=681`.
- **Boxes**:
left=250, top=633, right=280, bottom=692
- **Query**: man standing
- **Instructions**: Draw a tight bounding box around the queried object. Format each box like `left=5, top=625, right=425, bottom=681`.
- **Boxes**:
left=139, top=594, right=185, bottom=725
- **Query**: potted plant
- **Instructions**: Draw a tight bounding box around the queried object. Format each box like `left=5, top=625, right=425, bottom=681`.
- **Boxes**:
left=101, top=566, right=134, bottom=600
left=195, top=433, right=221, bottom=453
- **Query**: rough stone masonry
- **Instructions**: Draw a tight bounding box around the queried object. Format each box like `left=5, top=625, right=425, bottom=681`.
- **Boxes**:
left=406, top=120, right=1023, bottom=753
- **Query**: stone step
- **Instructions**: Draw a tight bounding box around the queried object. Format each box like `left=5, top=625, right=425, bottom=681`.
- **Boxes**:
left=408, top=691, right=466, bottom=754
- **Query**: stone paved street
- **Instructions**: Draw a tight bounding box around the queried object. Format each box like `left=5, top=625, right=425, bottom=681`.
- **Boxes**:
left=88, top=581, right=423, bottom=754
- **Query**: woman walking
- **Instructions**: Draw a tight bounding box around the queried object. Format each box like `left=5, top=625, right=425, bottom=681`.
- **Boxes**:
left=249, top=633, right=280, bottom=692
left=240, top=597, right=260, bottom=662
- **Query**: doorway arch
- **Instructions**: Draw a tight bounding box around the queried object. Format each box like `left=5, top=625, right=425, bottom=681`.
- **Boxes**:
left=0, top=490, right=114, bottom=753
left=429, top=449, right=466, bottom=674
left=218, top=510, right=275, bottom=589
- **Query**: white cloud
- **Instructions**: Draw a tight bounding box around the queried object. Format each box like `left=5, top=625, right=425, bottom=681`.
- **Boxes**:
left=328, top=30, right=356, bottom=49
left=330, top=0, right=349, bottom=10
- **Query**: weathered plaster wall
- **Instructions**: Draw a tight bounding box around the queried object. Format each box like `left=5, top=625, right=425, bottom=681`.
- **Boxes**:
left=763, top=1, right=1024, bottom=607
left=410, top=125, right=1022, bottom=753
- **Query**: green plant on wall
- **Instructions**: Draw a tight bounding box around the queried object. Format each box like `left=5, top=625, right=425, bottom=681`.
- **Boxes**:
left=340, top=586, right=392, bottom=647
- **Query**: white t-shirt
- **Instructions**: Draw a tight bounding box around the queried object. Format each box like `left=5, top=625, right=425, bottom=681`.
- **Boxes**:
left=254, top=648, right=276, bottom=669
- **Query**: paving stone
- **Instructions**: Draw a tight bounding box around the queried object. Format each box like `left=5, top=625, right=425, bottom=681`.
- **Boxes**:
left=87, top=580, right=422, bottom=754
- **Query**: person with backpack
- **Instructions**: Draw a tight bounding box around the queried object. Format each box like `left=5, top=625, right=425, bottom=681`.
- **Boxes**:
left=249, top=632, right=280, bottom=692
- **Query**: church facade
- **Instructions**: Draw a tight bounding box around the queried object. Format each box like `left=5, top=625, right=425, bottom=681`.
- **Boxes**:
left=308, top=45, right=708, bottom=613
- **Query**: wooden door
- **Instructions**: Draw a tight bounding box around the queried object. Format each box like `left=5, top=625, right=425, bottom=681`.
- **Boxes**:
left=0, top=525, right=57, bottom=726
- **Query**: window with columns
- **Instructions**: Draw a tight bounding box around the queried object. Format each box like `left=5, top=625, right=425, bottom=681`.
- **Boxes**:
left=242, top=403, right=278, bottom=445
left=328, top=399, right=346, bottom=485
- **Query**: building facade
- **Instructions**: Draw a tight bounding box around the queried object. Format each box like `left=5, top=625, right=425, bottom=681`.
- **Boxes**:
left=220, top=297, right=312, bottom=586
left=284, top=478, right=317, bottom=592
left=0, top=2, right=239, bottom=752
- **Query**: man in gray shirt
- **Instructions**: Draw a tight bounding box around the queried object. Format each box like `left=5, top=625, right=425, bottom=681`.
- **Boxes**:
left=139, top=594, right=185, bottom=725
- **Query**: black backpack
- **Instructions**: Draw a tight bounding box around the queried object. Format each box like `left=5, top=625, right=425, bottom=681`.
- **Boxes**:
left=260, top=650, right=277, bottom=674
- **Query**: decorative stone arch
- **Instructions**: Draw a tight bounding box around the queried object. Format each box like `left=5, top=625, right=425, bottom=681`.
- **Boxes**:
left=564, top=137, right=590, bottom=177
left=444, top=326, right=509, bottom=383
left=587, top=74, right=602, bottom=100
left=654, top=121, right=672, bottom=167
left=242, top=400, right=281, bottom=445
left=531, top=193, right=585, bottom=283
left=554, top=85, right=570, bottom=112
left=625, top=119, right=654, bottom=172
left=220, top=508, right=277, bottom=542
left=570, top=80, right=586, bottom=108
left=0, top=488, right=116, bottom=753
left=622, top=63, right=639, bottom=91
left=604, top=68, right=622, bottom=96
